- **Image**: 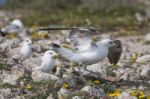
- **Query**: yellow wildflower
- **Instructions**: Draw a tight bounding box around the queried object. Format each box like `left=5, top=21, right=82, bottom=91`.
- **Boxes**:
left=26, top=84, right=32, bottom=91
left=63, top=83, right=69, bottom=89
left=39, top=32, right=48, bottom=39
left=130, top=91, right=145, bottom=99
left=131, top=55, right=137, bottom=62
left=131, top=52, right=141, bottom=63
left=108, top=89, right=121, bottom=97
left=138, top=91, right=145, bottom=99
left=94, top=80, right=100, bottom=85
left=130, top=91, right=139, bottom=96
left=31, top=32, right=39, bottom=40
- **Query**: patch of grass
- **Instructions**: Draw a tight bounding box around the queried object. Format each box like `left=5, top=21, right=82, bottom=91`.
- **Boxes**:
left=0, top=63, right=11, bottom=71
left=0, top=83, right=18, bottom=88
left=17, top=74, right=33, bottom=83
left=69, top=91, right=89, bottom=99
left=24, top=80, right=58, bottom=99
left=15, top=5, right=145, bottom=30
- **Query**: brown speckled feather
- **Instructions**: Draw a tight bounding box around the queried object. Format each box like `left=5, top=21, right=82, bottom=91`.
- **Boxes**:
left=107, top=40, right=122, bottom=65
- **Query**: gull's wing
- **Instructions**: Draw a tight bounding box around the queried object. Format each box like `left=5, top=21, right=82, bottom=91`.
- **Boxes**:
left=7, top=47, right=27, bottom=61
left=22, top=56, right=42, bottom=68
left=66, top=28, right=99, bottom=52
left=1, top=24, right=21, bottom=33
left=107, top=40, right=122, bottom=65
left=7, top=47, right=21, bottom=58
left=39, top=27, right=101, bottom=52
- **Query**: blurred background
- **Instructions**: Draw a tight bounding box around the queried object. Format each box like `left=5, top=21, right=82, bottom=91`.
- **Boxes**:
left=0, top=0, right=150, bottom=34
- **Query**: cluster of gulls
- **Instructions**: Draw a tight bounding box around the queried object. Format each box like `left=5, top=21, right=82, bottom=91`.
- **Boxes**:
left=0, top=19, right=122, bottom=80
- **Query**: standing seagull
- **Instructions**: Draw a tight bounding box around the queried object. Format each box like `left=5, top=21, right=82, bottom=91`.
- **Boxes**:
left=63, top=28, right=122, bottom=65
left=52, top=39, right=119, bottom=65
left=32, top=50, right=59, bottom=73
left=52, top=39, right=120, bottom=80
left=8, top=39, right=32, bottom=63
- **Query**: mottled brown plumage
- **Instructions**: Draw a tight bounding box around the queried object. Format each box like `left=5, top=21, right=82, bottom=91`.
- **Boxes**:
left=107, top=40, right=122, bottom=65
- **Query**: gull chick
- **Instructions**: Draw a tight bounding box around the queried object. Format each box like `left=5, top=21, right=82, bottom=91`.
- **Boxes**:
left=8, top=39, right=32, bottom=63
left=33, top=50, right=59, bottom=73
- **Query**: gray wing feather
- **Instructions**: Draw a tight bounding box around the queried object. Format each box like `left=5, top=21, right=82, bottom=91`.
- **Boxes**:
left=7, top=47, right=20, bottom=58
left=22, top=56, right=42, bottom=68
left=2, top=24, right=21, bottom=33
left=67, top=28, right=98, bottom=52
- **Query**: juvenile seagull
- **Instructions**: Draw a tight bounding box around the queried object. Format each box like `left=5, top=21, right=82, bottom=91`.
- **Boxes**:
left=32, top=50, right=59, bottom=73
left=8, top=39, right=32, bottom=63
left=0, top=19, right=25, bottom=37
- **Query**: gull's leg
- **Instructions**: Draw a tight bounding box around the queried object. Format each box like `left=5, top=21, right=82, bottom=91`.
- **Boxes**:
left=78, top=64, right=86, bottom=82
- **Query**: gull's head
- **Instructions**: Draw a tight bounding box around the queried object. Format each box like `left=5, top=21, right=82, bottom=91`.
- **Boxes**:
left=100, top=39, right=116, bottom=47
left=45, top=50, right=59, bottom=58
left=24, top=39, right=32, bottom=45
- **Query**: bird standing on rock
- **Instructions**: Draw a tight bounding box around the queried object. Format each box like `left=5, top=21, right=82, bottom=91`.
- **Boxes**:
left=33, top=50, right=59, bottom=73
left=8, top=39, right=32, bottom=63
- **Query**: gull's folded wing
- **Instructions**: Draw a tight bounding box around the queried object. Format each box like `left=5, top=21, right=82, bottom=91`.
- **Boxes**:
left=2, top=24, right=20, bottom=33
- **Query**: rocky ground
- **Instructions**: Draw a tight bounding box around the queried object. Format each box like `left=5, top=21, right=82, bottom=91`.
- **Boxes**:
left=0, top=27, right=150, bottom=99
left=0, top=5, right=150, bottom=98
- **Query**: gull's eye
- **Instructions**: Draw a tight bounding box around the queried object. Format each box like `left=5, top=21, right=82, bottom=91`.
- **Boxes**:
left=49, top=52, right=54, bottom=55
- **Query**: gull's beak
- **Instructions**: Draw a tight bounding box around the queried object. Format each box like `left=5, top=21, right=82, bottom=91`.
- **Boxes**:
left=54, top=53, right=61, bottom=58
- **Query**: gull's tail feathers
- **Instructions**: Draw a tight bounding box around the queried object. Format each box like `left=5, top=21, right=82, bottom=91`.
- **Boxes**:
left=51, top=43, right=61, bottom=48
left=51, top=42, right=74, bottom=60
